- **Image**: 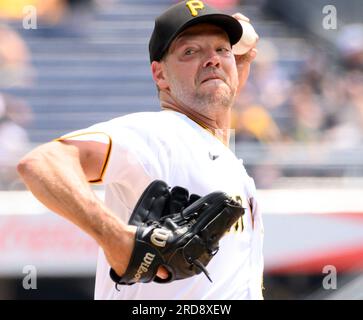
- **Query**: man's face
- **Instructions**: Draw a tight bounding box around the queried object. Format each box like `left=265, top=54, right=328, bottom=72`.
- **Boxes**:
left=159, top=23, right=239, bottom=110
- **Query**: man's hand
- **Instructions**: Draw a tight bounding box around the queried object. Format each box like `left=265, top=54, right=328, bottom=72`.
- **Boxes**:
left=101, top=224, right=169, bottom=280
left=232, top=13, right=258, bottom=93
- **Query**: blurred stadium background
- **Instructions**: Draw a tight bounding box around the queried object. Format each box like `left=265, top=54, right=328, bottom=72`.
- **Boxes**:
left=0, top=0, right=363, bottom=300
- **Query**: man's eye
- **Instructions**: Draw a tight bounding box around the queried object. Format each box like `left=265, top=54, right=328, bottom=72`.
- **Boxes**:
left=217, top=47, right=231, bottom=53
left=184, top=49, right=196, bottom=55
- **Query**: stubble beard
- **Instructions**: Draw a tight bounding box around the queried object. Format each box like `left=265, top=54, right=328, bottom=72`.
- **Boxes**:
left=195, top=86, right=235, bottom=109
left=172, top=81, right=236, bottom=113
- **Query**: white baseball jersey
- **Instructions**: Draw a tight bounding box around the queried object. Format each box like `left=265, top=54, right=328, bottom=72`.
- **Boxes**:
left=60, top=110, right=264, bottom=300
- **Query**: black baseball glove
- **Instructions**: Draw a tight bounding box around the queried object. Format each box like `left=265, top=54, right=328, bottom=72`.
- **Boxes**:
left=109, top=180, right=244, bottom=285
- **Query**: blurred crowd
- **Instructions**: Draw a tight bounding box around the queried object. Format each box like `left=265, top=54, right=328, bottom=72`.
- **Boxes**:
left=0, top=0, right=97, bottom=189
left=231, top=23, right=363, bottom=187
left=232, top=24, right=363, bottom=147
left=0, top=22, right=33, bottom=189
left=0, top=0, right=94, bottom=25
left=0, top=0, right=363, bottom=189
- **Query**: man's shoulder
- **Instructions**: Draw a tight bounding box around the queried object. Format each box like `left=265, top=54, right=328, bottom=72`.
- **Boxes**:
left=110, top=111, right=167, bottom=123
left=108, top=111, right=184, bottom=132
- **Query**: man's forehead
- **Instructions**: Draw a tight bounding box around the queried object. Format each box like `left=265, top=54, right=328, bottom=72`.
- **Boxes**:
left=177, top=24, right=228, bottom=41
left=170, top=24, right=230, bottom=49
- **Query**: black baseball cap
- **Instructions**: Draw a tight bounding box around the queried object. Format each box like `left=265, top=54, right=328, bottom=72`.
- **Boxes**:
left=148, top=1, right=243, bottom=63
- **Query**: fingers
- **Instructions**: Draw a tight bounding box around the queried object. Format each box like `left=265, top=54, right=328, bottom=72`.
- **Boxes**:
left=247, top=47, right=258, bottom=62
left=235, top=47, right=258, bottom=64
left=232, top=12, right=250, bottom=22
left=156, top=266, right=170, bottom=279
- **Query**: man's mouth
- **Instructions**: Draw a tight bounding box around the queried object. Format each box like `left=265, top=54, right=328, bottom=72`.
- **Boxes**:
left=201, top=75, right=224, bottom=84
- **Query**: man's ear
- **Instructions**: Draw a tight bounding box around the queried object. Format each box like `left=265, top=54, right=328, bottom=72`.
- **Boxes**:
left=151, top=61, right=169, bottom=90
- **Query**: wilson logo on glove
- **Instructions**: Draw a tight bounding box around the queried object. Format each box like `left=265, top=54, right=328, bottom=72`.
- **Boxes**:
left=132, top=252, right=156, bottom=282
left=150, top=228, right=172, bottom=247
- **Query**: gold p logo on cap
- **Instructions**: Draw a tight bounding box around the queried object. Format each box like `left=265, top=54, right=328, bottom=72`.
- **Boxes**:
left=186, top=0, right=205, bottom=17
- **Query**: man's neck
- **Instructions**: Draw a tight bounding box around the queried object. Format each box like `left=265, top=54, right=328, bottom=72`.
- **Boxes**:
left=159, top=91, right=232, bottom=146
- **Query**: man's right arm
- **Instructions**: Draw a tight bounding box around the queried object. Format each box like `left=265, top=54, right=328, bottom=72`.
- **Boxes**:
left=17, top=139, right=136, bottom=277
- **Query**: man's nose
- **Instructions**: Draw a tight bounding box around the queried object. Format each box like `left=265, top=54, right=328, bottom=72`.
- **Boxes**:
left=203, top=49, right=220, bottom=68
